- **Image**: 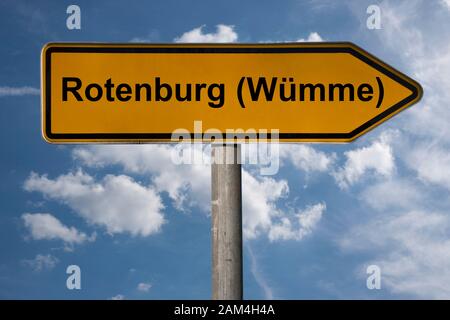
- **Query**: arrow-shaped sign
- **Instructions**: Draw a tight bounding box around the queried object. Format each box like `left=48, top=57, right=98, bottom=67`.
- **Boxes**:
left=41, top=42, right=422, bottom=143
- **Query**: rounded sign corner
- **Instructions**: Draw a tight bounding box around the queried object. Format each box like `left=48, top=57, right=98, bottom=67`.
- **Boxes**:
left=41, top=129, right=56, bottom=144
left=413, top=80, right=424, bottom=103
left=41, top=42, right=57, bottom=57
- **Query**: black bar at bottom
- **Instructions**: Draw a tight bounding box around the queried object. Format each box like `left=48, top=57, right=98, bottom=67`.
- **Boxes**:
left=0, top=299, right=445, bottom=319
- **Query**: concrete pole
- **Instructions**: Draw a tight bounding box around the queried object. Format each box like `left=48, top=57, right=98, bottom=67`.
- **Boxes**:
left=211, top=144, right=243, bottom=300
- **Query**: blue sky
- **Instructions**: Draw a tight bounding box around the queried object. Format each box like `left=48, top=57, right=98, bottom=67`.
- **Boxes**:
left=1, top=0, right=450, bottom=299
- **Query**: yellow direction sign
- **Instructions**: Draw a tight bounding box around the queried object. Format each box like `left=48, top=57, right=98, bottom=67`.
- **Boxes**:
left=41, top=42, right=422, bottom=143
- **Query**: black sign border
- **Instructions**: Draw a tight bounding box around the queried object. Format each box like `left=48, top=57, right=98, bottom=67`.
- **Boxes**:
left=43, top=43, right=422, bottom=142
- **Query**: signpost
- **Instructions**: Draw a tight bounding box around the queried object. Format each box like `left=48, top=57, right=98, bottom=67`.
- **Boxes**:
left=41, top=42, right=422, bottom=299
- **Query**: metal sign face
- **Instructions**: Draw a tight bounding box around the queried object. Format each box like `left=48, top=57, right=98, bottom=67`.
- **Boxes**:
left=41, top=43, right=422, bottom=143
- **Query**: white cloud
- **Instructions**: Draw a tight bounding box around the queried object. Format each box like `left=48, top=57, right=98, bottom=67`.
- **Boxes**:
left=111, top=294, right=125, bottom=300
left=22, top=213, right=94, bottom=245
left=24, top=170, right=165, bottom=237
left=268, top=203, right=325, bottom=241
left=0, top=86, right=39, bottom=96
left=247, top=244, right=274, bottom=299
left=174, top=24, right=238, bottom=43
left=280, top=145, right=335, bottom=172
left=441, top=0, right=450, bottom=10
left=360, top=179, right=422, bottom=211
left=74, top=145, right=322, bottom=241
left=400, top=44, right=450, bottom=142
left=296, top=32, right=323, bottom=42
left=242, top=171, right=325, bottom=241
left=76, top=145, right=286, bottom=239
left=130, top=30, right=160, bottom=43
left=408, top=145, right=450, bottom=191
left=340, top=210, right=450, bottom=299
left=375, top=1, right=424, bottom=59
left=333, top=133, right=395, bottom=189
left=137, top=282, right=152, bottom=292
left=336, top=0, right=450, bottom=299
left=368, top=1, right=450, bottom=143
left=374, top=0, right=450, bottom=191
left=242, top=171, right=288, bottom=239
left=260, top=32, right=324, bottom=43
left=73, top=145, right=210, bottom=212
left=22, top=254, right=59, bottom=272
